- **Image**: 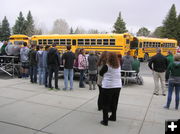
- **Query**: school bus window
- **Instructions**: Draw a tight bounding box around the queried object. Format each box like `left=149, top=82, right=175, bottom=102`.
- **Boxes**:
left=60, top=39, right=66, bottom=45
left=103, top=39, right=108, bottom=45
left=38, top=39, right=42, bottom=45
left=143, top=42, right=147, bottom=47
left=139, top=42, right=142, bottom=48
left=148, top=43, right=151, bottom=48
left=130, top=39, right=138, bottom=49
left=67, top=39, right=71, bottom=45
left=78, top=39, right=84, bottom=45
left=157, top=43, right=160, bottom=47
left=126, top=39, right=130, bottom=44
left=14, top=41, right=24, bottom=45
left=91, top=39, right=96, bottom=45
left=72, top=40, right=76, bottom=46
left=48, top=39, right=53, bottom=44
left=31, top=40, right=37, bottom=45
left=54, top=39, right=59, bottom=45
left=43, top=39, right=47, bottom=45
left=97, top=39, right=102, bottom=45
left=110, top=39, right=115, bottom=45
left=85, top=39, right=90, bottom=45
left=156, top=43, right=158, bottom=48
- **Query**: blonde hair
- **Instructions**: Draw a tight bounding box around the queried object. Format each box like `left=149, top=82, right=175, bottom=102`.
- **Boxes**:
left=174, top=54, right=180, bottom=61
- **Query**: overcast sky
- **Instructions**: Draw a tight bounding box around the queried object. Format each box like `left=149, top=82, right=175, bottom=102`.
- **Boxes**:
left=0, top=0, right=180, bottom=33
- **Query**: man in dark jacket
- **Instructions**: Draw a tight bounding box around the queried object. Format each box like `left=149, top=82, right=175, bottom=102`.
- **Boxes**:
left=148, top=49, right=168, bottom=96
left=29, top=44, right=37, bottom=83
left=47, top=43, right=60, bottom=90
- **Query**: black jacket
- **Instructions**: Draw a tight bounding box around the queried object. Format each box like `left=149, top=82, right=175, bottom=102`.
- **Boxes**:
left=148, top=53, right=168, bottom=72
left=29, top=49, right=37, bottom=66
left=47, top=48, right=60, bottom=66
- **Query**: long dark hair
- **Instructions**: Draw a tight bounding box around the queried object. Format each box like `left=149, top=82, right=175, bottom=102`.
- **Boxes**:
left=97, top=51, right=108, bottom=66
left=107, top=52, right=120, bottom=68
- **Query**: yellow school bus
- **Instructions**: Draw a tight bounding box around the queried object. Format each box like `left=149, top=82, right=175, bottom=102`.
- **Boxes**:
left=31, top=33, right=133, bottom=56
left=130, top=37, right=177, bottom=61
left=9, top=34, right=30, bottom=46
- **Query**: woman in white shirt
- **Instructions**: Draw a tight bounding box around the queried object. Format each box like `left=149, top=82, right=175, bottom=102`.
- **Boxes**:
left=99, top=52, right=122, bottom=126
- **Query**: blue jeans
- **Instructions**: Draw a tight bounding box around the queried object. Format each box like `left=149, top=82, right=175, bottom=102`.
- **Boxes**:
left=30, top=65, right=37, bottom=83
left=38, top=67, right=44, bottom=85
left=166, top=81, right=180, bottom=109
left=79, top=69, right=85, bottom=87
left=43, top=67, right=48, bottom=87
left=64, top=69, right=74, bottom=89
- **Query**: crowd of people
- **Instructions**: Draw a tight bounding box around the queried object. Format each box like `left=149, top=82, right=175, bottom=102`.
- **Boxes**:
left=1, top=41, right=180, bottom=126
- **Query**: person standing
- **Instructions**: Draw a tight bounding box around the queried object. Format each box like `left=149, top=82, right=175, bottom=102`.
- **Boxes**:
left=121, top=51, right=134, bottom=71
left=132, top=56, right=140, bottom=74
left=165, top=51, right=174, bottom=82
left=62, top=45, right=76, bottom=90
left=88, top=51, right=98, bottom=90
left=29, top=44, right=38, bottom=83
left=20, top=42, right=30, bottom=78
left=78, top=48, right=87, bottom=88
left=166, top=51, right=174, bottom=65
left=164, top=54, right=180, bottom=110
left=47, top=43, right=60, bottom=90
left=36, top=45, right=44, bottom=85
left=42, top=45, right=50, bottom=87
left=148, top=49, right=168, bottom=96
left=99, top=52, right=122, bottom=126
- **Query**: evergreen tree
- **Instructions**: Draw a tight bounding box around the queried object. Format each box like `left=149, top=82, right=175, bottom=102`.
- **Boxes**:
left=13, top=11, right=26, bottom=34
left=177, top=14, right=180, bottom=44
left=136, top=27, right=150, bottom=37
left=162, top=4, right=177, bottom=39
left=1, top=16, right=11, bottom=41
left=151, top=26, right=164, bottom=38
left=113, top=12, right=128, bottom=33
left=70, top=27, right=74, bottom=34
left=25, top=11, right=35, bottom=36
left=0, top=23, right=2, bottom=41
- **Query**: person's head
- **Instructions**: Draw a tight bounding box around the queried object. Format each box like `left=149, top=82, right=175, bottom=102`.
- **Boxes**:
left=127, top=51, right=131, bottom=56
left=174, top=54, right=180, bottom=61
left=52, top=43, right=57, bottom=47
left=31, top=44, right=36, bottom=49
left=107, top=52, right=120, bottom=68
left=157, top=48, right=161, bottom=54
left=89, top=51, right=95, bottom=55
left=133, top=55, right=137, bottom=59
left=97, top=51, right=108, bottom=66
left=36, top=45, right=40, bottom=51
left=168, top=50, right=172, bottom=55
left=45, top=45, right=50, bottom=51
left=39, top=45, right=43, bottom=50
left=3, top=41, right=8, bottom=45
left=79, top=48, right=85, bottom=55
left=23, top=42, right=27, bottom=47
left=66, top=45, right=71, bottom=51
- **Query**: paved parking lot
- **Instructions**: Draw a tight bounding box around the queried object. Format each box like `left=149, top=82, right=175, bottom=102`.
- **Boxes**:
left=0, top=75, right=179, bottom=134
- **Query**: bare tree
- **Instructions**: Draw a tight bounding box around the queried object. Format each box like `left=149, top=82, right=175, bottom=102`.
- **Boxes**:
left=51, top=19, right=69, bottom=34
left=88, top=29, right=99, bottom=34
